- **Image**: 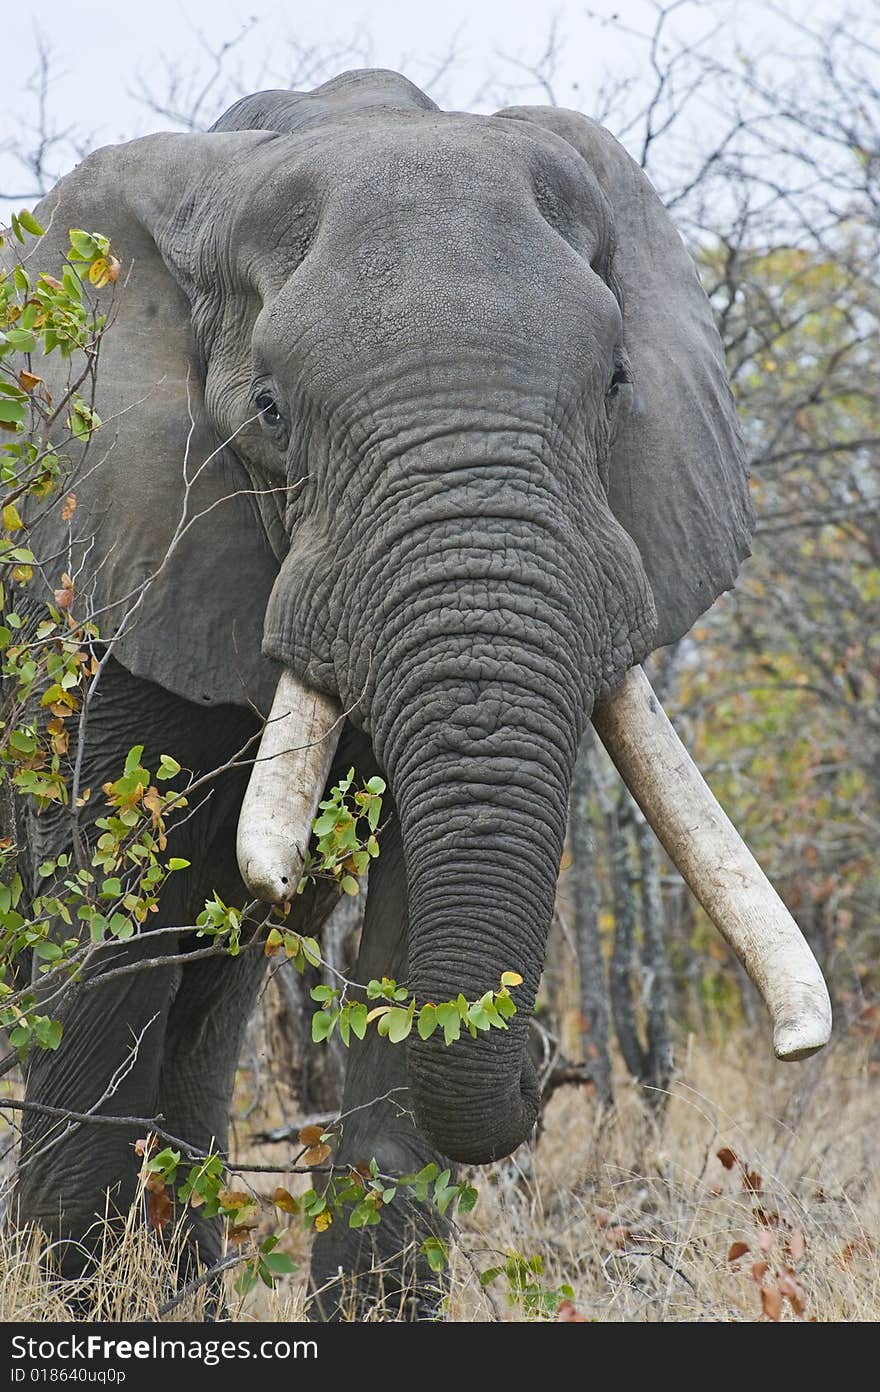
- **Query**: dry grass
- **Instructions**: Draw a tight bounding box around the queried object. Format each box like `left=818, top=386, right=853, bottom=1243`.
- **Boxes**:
left=2, top=1029, right=878, bottom=1322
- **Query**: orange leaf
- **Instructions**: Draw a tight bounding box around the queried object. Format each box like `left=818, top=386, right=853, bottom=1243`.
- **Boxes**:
left=751, top=1260, right=769, bottom=1284
left=147, top=1187, right=172, bottom=1231
left=298, top=1124, right=325, bottom=1147
left=761, top=1285, right=782, bottom=1321
left=273, top=1186, right=299, bottom=1214
left=786, top=1229, right=806, bottom=1262
left=226, top=1224, right=256, bottom=1246
left=18, top=370, right=42, bottom=392
left=717, top=1147, right=738, bottom=1170
left=60, top=493, right=77, bottom=521
left=303, top=1143, right=332, bottom=1166
left=777, top=1269, right=806, bottom=1316
left=742, top=1169, right=763, bottom=1193
left=606, top=1225, right=630, bottom=1248
left=727, top=1241, right=749, bottom=1262
left=557, top=1299, right=588, bottom=1322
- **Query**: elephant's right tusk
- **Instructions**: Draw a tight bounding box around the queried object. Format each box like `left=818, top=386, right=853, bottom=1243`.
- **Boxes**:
left=237, top=672, right=343, bottom=903
left=591, top=665, right=832, bottom=1061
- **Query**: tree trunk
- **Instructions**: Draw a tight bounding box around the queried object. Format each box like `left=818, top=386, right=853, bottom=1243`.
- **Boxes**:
left=569, top=733, right=613, bottom=1103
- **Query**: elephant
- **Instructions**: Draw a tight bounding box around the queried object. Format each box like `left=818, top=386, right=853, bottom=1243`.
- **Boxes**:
left=5, top=67, right=831, bottom=1320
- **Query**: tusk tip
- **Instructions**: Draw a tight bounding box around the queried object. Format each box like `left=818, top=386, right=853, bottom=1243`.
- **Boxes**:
left=772, top=1010, right=832, bottom=1062
left=237, top=835, right=304, bottom=905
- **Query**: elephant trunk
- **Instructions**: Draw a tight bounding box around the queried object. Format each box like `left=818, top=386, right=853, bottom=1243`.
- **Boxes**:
left=395, top=774, right=564, bottom=1163
left=372, top=629, right=578, bottom=1163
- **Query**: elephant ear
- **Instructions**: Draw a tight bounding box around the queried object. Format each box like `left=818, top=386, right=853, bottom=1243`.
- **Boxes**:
left=497, top=107, right=754, bottom=648
left=13, top=134, right=280, bottom=711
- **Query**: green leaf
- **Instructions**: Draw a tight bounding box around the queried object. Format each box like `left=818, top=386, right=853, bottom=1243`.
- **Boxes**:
left=385, top=1006, right=413, bottom=1044
left=4, top=329, right=37, bottom=353
left=167, top=858, right=190, bottom=871
left=312, top=1010, right=335, bottom=1043
left=124, top=745, right=144, bottom=776
left=17, top=210, right=44, bottom=237
left=156, top=755, right=181, bottom=780
left=261, top=1251, right=297, bottom=1276
left=301, top=936, right=321, bottom=967
left=33, top=1018, right=62, bottom=1050
left=496, top=990, right=517, bottom=1020
left=417, top=1003, right=438, bottom=1040
left=33, top=940, right=64, bottom=961
left=340, top=874, right=360, bottom=896
left=436, top=1002, right=461, bottom=1046
left=0, top=400, right=25, bottom=425
left=457, top=1183, right=479, bottom=1214
left=234, top=1267, right=258, bottom=1298
left=68, top=229, right=98, bottom=261
left=422, top=1237, right=448, bottom=1273
left=349, top=1001, right=368, bottom=1040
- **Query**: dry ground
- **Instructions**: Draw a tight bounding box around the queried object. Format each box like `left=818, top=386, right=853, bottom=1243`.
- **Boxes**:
left=1, top=1024, right=878, bottom=1323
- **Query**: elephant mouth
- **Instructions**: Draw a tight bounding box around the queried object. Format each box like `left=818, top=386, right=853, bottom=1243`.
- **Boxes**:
left=237, top=666, right=831, bottom=1098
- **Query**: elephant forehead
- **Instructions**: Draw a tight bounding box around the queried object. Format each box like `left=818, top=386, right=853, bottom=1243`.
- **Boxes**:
left=212, top=112, right=610, bottom=284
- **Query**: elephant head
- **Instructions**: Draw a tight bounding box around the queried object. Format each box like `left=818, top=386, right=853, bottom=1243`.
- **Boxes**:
left=22, top=70, right=830, bottom=1165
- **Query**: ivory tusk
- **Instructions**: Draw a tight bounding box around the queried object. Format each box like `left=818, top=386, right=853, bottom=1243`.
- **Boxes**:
left=237, top=672, right=343, bottom=903
left=591, top=665, right=832, bottom=1061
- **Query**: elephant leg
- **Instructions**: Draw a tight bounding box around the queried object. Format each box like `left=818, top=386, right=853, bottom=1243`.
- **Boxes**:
left=14, top=654, right=259, bottom=1278
left=16, top=938, right=182, bottom=1278
left=157, top=939, right=267, bottom=1270
left=308, top=804, right=451, bottom=1322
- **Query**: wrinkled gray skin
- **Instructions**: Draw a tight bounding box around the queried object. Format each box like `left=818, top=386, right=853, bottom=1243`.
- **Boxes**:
left=12, top=70, right=751, bottom=1319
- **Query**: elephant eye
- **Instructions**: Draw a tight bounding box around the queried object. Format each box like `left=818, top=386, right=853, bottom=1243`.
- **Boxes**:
left=255, top=389, right=281, bottom=425
left=608, top=358, right=632, bottom=398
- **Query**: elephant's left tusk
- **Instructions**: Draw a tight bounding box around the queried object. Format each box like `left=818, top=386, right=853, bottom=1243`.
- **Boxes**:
left=237, top=672, right=343, bottom=903
left=591, top=665, right=832, bottom=1062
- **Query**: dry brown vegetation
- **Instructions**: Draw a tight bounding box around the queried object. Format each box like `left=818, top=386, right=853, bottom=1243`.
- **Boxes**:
left=2, top=1027, right=878, bottom=1323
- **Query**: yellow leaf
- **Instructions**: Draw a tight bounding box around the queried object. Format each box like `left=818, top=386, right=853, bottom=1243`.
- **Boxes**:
left=88, top=254, right=121, bottom=289
left=2, top=503, right=22, bottom=532
left=500, top=970, right=523, bottom=987
left=314, top=1210, right=332, bottom=1232
left=218, top=1189, right=252, bottom=1211
left=264, top=926, right=283, bottom=957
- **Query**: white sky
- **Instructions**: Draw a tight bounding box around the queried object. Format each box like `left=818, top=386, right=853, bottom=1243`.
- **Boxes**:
left=0, top=0, right=854, bottom=216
